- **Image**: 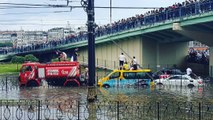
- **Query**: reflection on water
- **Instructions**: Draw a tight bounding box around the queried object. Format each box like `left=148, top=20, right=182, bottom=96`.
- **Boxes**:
left=98, top=85, right=213, bottom=102
left=19, top=87, right=89, bottom=101
left=1, top=74, right=213, bottom=103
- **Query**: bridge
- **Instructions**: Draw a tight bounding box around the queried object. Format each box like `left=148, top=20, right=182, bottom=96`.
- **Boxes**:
left=1, top=1, right=213, bottom=76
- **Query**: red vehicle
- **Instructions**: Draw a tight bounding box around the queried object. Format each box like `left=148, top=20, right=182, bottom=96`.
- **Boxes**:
left=19, top=61, right=81, bottom=87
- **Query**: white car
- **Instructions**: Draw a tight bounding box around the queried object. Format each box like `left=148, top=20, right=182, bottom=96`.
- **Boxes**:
left=154, top=75, right=203, bottom=87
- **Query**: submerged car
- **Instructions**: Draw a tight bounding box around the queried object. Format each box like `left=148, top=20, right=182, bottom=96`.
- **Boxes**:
left=154, top=75, right=203, bottom=87
left=152, top=68, right=184, bottom=79
left=98, top=69, right=153, bottom=88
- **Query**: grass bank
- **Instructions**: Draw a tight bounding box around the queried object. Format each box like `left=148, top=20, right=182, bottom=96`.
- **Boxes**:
left=0, top=63, right=21, bottom=74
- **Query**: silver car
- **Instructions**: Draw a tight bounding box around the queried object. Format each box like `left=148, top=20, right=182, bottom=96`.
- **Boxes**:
left=154, top=75, right=203, bottom=87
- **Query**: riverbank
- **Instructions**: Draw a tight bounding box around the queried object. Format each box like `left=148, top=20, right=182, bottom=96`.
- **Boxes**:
left=0, top=63, right=20, bottom=74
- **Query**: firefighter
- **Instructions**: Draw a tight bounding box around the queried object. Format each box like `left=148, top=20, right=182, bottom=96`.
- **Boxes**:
left=56, top=50, right=67, bottom=61
left=60, top=52, right=67, bottom=61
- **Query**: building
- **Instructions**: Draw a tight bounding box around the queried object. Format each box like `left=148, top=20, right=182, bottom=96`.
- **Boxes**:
left=47, top=27, right=76, bottom=41
left=15, top=30, right=47, bottom=47
left=0, top=31, right=17, bottom=43
left=47, top=27, right=64, bottom=41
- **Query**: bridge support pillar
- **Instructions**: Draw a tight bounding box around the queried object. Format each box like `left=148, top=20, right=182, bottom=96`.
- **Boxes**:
left=142, top=38, right=188, bottom=70
left=157, top=42, right=188, bottom=68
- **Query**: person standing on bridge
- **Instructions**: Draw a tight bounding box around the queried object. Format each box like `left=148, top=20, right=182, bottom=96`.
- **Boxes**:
left=119, top=53, right=126, bottom=70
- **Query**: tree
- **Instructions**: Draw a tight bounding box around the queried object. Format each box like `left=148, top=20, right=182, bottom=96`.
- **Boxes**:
left=24, top=54, right=39, bottom=62
left=11, top=56, right=25, bottom=63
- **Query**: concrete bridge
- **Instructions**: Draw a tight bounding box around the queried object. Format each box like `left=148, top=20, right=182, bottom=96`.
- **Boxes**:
left=1, top=3, right=213, bottom=76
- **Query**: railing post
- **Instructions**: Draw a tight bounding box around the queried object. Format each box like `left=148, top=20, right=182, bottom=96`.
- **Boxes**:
left=38, top=100, right=41, bottom=120
left=117, top=101, right=119, bottom=120
left=199, top=102, right=201, bottom=120
left=179, top=7, right=182, bottom=17
left=195, top=3, right=198, bottom=14
left=166, top=11, right=168, bottom=20
left=157, top=102, right=160, bottom=120
left=78, top=100, right=80, bottom=120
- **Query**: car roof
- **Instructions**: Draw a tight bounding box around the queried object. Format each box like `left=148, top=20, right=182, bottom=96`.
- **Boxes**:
left=167, top=74, right=191, bottom=78
left=113, top=69, right=151, bottom=72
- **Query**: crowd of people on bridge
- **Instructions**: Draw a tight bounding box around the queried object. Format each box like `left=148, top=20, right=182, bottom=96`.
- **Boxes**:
left=187, top=47, right=209, bottom=64
left=1, top=0, right=213, bottom=65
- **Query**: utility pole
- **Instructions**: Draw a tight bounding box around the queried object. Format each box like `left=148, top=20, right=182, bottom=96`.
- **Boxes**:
left=110, top=0, right=112, bottom=23
left=86, top=0, right=96, bottom=102
left=86, top=0, right=97, bottom=119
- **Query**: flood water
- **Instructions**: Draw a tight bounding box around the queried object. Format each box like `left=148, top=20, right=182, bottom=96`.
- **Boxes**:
left=1, top=73, right=213, bottom=102
left=1, top=74, right=213, bottom=120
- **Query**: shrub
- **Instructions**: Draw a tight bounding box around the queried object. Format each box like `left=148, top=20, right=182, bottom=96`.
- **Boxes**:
left=24, top=54, right=39, bottom=62
left=11, top=56, right=25, bottom=63
left=11, top=54, right=39, bottom=63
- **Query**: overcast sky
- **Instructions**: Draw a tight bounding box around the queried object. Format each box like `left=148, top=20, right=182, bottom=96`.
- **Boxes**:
left=0, top=0, right=185, bottom=31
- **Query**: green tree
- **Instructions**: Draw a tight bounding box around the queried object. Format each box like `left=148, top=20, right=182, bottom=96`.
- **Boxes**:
left=24, top=54, right=39, bottom=62
left=11, top=56, right=25, bottom=63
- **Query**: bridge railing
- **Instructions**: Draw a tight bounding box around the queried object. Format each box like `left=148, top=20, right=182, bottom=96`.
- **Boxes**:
left=1, top=0, right=213, bottom=56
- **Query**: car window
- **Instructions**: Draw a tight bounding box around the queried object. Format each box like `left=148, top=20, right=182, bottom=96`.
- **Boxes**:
left=123, top=72, right=136, bottom=79
left=182, top=77, right=189, bottom=80
left=109, top=72, right=120, bottom=79
left=26, top=66, right=32, bottom=71
left=137, top=72, right=152, bottom=79
left=171, top=69, right=183, bottom=74
left=135, top=72, right=145, bottom=79
left=168, top=76, right=182, bottom=80
left=21, top=65, right=32, bottom=73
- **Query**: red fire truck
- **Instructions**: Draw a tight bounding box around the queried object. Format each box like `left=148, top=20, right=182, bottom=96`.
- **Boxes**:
left=19, top=61, right=81, bottom=87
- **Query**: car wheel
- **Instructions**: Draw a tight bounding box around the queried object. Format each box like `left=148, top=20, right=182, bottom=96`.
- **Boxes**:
left=156, top=83, right=164, bottom=89
left=157, top=83, right=163, bottom=86
left=27, top=80, right=38, bottom=87
left=188, top=84, right=194, bottom=88
left=103, top=84, right=110, bottom=88
left=140, top=84, right=148, bottom=87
